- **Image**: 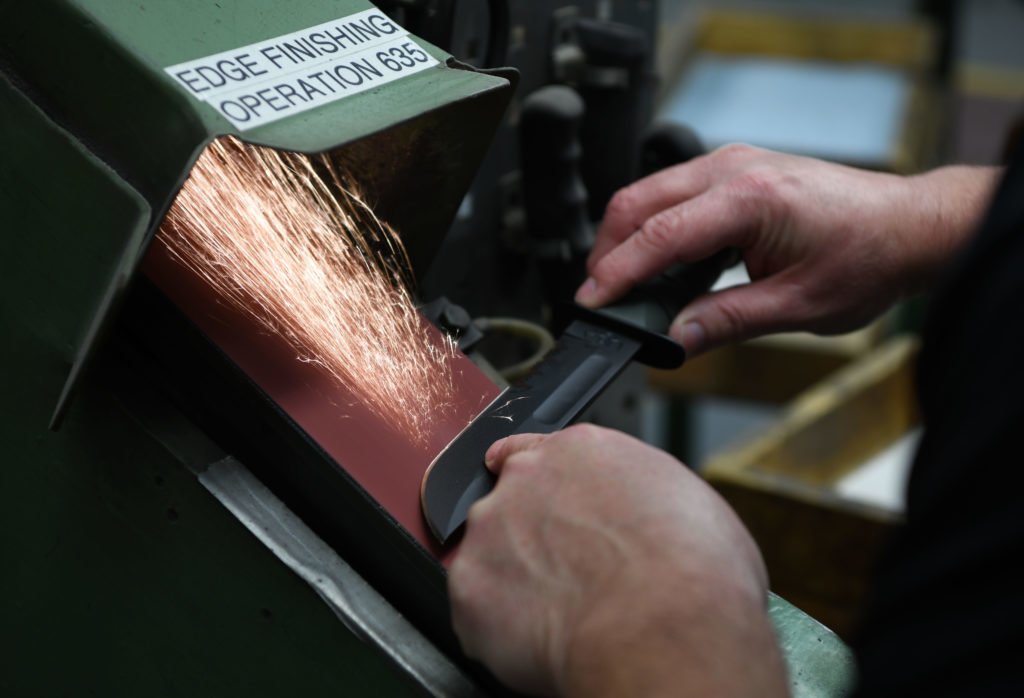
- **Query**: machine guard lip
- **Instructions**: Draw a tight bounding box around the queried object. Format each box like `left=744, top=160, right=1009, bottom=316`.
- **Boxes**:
left=39, top=50, right=515, bottom=427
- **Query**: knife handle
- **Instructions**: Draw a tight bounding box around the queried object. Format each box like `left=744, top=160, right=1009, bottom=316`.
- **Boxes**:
left=601, top=248, right=740, bottom=332
left=567, top=248, right=740, bottom=369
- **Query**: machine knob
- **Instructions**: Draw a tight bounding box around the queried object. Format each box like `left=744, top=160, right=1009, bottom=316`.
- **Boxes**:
left=519, top=85, right=593, bottom=307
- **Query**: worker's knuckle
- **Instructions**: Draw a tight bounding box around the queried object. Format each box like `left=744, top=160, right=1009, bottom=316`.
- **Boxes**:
left=605, top=187, right=642, bottom=226
left=729, top=167, right=793, bottom=226
left=563, top=423, right=616, bottom=455
left=786, top=286, right=825, bottom=323
left=731, top=167, right=780, bottom=203
left=713, top=294, right=752, bottom=339
left=591, top=251, right=633, bottom=288
left=564, top=422, right=603, bottom=442
left=464, top=497, right=493, bottom=528
left=501, top=452, right=536, bottom=477
left=714, top=142, right=759, bottom=163
left=639, top=210, right=681, bottom=251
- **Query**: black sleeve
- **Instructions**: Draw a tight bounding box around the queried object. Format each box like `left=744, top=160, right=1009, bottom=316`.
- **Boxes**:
left=852, top=149, right=1024, bottom=696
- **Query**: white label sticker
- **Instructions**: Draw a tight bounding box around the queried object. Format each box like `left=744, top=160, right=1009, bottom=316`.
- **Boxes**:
left=164, top=8, right=439, bottom=130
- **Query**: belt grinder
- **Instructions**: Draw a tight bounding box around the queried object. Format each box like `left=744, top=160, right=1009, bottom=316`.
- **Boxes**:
left=1, top=0, right=513, bottom=690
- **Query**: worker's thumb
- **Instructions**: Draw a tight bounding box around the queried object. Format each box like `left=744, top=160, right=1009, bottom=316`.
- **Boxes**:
left=484, top=433, right=550, bottom=474
left=669, top=279, right=799, bottom=357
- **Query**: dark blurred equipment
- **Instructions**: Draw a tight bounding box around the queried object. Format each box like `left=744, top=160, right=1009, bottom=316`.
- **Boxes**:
left=419, top=296, right=485, bottom=353
left=516, top=95, right=714, bottom=327
left=377, top=1, right=660, bottom=323
left=641, top=122, right=708, bottom=176
left=375, top=0, right=510, bottom=69
left=575, top=17, right=658, bottom=218
left=379, top=1, right=663, bottom=442
left=519, top=84, right=592, bottom=309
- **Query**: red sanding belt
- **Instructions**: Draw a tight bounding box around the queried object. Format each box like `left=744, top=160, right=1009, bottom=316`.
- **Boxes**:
left=143, top=240, right=501, bottom=565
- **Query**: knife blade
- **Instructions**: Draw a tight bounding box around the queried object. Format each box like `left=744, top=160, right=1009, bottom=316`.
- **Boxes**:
left=421, top=249, right=738, bottom=543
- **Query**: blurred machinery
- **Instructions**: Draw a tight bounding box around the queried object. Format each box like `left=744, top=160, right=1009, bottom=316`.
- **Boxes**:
left=383, top=1, right=670, bottom=437
left=376, top=0, right=660, bottom=318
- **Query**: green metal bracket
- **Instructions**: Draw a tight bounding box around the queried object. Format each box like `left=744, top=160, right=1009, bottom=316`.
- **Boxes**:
left=770, top=593, right=857, bottom=697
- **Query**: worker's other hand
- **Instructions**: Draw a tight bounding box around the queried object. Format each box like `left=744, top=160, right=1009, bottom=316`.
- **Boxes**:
left=448, top=425, right=788, bottom=698
left=576, top=144, right=999, bottom=356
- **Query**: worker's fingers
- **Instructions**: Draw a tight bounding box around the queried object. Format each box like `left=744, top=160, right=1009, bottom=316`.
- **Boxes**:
left=668, top=273, right=811, bottom=356
left=484, top=433, right=551, bottom=474
left=588, top=158, right=715, bottom=274
left=578, top=186, right=759, bottom=308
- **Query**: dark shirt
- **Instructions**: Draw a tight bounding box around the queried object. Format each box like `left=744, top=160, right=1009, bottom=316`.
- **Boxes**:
left=853, top=146, right=1024, bottom=695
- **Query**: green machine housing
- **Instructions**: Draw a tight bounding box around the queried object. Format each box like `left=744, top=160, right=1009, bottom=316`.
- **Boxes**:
left=0, top=1, right=513, bottom=694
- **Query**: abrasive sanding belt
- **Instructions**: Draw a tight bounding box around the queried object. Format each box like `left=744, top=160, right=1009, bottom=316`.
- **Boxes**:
left=143, top=239, right=501, bottom=564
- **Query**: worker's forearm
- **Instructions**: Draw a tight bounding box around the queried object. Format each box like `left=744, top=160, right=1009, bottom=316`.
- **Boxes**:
left=895, top=165, right=1003, bottom=296
left=558, top=577, right=789, bottom=698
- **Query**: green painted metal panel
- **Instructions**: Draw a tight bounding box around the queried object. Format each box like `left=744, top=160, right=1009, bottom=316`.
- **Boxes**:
left=0, top=0, right=513, bottom=420
left=0, top=0, right=506, bottom=198
left=0, top=1, right=513, bottom=690
left=770, top=594, right=857, bottom=697
left=0, top=77, right=418, bottom=696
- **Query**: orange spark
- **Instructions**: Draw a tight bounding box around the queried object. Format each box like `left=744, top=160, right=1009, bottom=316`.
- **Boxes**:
left=158, top=137, right=458, bottom=447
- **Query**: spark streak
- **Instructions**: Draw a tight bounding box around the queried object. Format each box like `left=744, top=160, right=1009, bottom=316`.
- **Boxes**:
left=158, top=137, right=457, bottom=447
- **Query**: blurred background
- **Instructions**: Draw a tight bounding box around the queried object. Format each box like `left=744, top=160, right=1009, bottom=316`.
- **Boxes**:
left=660, top=0, right=1022, bottom=171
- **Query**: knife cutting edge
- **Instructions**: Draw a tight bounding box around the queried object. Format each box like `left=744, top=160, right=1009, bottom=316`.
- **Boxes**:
left=421, top=248, right=739, bottom=543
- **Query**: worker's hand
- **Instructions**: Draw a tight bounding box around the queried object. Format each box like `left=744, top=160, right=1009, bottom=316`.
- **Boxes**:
left=448, top=425, right=788, bottom=698
left=576, top=144, right=1000, bottom=356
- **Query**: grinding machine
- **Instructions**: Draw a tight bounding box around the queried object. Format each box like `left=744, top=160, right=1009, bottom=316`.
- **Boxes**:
left=1, top=2, right=855, bottom=695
